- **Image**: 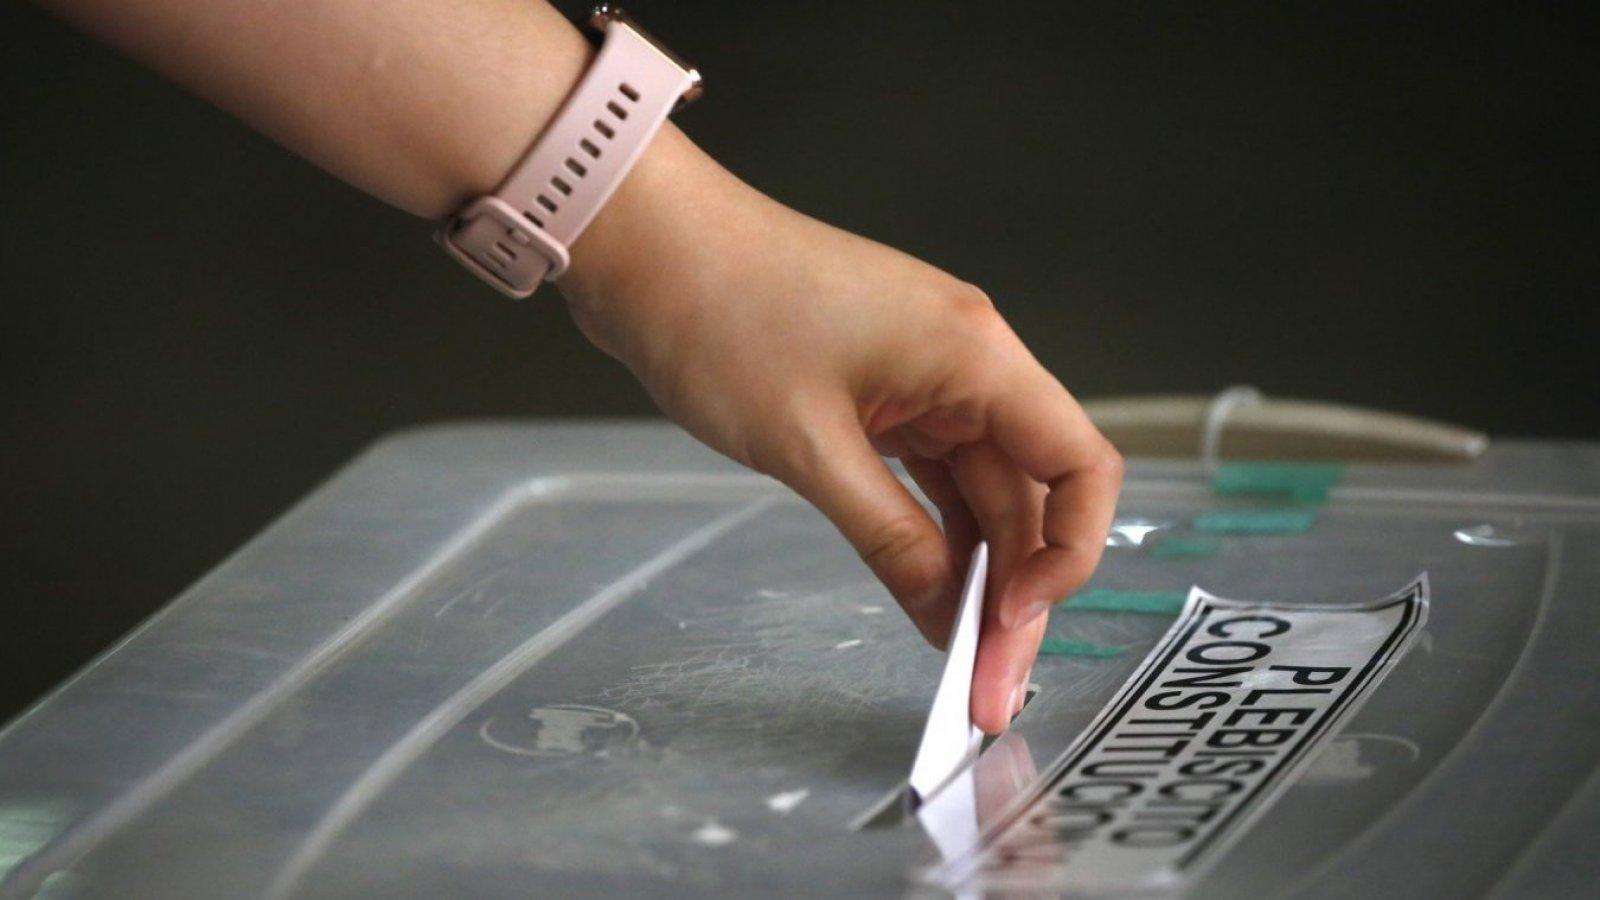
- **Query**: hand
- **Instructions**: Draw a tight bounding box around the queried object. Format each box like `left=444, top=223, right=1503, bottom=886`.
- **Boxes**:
left=561, top=128, right=1123, bottom=734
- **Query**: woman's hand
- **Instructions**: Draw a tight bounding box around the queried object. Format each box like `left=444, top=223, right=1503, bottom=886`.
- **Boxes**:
left=562, top=127, right=1123, bottom=734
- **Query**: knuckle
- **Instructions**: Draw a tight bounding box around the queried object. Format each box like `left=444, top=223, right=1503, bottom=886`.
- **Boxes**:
left=1047, top=439, right=1125, bottom=494
left=1052, top=542, right=1105, bottom=595
left=1093, top=440, right=1126, bottom=487
left=859, top=515, right=942, bottom=594
left=937, top=290, right=1018, bottom=382
left=948, top=289, right=1008, bottom=339
left=1059, top=559, right=1099, bottom=597
left=952, top=281, right=996, bottom=310
left=860, top=513, right=927, bottom=567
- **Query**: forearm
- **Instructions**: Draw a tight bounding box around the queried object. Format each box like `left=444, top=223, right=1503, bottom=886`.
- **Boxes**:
left=34, top=0, right=595, bottom=219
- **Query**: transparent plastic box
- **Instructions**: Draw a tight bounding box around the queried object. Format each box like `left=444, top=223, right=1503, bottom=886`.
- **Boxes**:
left=1, top=424, right=1596, bottom=898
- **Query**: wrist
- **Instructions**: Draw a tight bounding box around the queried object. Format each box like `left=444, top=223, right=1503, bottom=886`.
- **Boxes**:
left=438, top=8, right=706, bottom=298
left=555, top=124, right=757, bottom=362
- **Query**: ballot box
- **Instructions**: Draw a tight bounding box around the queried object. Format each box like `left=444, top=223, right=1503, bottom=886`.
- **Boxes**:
left=1, top=423, right=1597, bottom=898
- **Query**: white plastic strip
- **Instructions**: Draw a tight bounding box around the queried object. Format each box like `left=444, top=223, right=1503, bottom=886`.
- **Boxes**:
left=1200, top=385, right=1264, bottom=472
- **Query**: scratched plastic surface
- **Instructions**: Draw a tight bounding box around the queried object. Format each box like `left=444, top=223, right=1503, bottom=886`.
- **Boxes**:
left=1, top=425, right=1598, bottom=899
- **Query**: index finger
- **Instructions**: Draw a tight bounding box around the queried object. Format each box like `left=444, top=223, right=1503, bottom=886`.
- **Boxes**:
left=986, top=365, right=1123, bottom=628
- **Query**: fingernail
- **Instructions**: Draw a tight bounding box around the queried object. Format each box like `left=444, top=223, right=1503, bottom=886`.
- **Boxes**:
left=1007, top=600, right=1051, bottom=629
left=1007, top=683, right=1025, bottom=718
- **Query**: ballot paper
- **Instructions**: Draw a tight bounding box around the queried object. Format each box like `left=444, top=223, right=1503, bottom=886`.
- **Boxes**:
left=907, top=542, right=988, bottom=806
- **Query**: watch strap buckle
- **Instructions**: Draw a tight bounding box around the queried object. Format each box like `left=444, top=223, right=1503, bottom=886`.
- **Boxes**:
left=436, top=197, right=571, bottom=299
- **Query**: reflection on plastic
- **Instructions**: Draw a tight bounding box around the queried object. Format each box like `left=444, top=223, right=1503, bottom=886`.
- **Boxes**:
left=0, top=801, right=76, bottom=893
left=1300, top=732, right=1422, bottom=786
left=915, top=732, right=1039, bottom=900
left=1452, top=523, right=1523, bottom=547
left=1106, top=518, right=1171, bottom=548
left=478, top=704, right=639, bottom=758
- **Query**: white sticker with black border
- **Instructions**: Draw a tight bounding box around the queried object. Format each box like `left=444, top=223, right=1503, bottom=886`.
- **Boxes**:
left=920, top=576, right=1429, bottom=896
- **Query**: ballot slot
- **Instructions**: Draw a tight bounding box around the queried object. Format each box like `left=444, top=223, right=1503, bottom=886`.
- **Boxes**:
left=850, top=685, right=1040, bottom=832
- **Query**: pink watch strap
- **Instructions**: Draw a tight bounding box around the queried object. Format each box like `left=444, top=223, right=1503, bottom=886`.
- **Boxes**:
left=438, top=11, right=700, bottom=298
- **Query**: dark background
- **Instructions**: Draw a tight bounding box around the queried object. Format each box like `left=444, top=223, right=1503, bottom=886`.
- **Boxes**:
left=2, top=1, right=1594, bottom=724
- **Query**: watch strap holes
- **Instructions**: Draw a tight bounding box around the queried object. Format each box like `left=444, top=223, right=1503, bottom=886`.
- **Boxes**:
left=536, top=194, right=558, bottom=213
left=606, top=100, right=629, bottom=120
left=522, top=210, right=544, bottom=228
left=579, top=138, right=602, bottom=159
left=594, top=120, right=616, bottom=139
left=551, top=176, right=573, bottom=196
left=618, top=82, right=640, bottom=102
left=565, top=158, right=588, bottom=177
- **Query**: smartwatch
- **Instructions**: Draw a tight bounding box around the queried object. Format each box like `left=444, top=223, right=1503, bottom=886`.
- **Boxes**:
left=436, top=6, right=702, bottom=298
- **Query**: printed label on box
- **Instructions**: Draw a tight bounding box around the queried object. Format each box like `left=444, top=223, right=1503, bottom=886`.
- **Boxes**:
left=925, top=577, right=1429, bottom=895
